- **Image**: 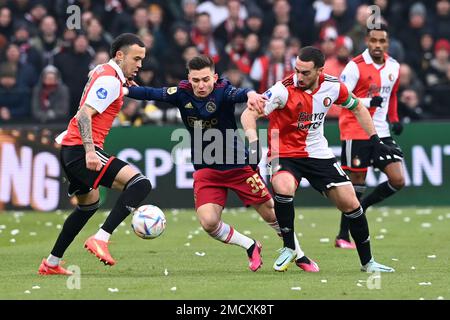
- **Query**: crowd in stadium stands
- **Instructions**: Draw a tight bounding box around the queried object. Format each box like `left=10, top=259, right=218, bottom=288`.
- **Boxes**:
left=0, top=0, right=449, bottom=125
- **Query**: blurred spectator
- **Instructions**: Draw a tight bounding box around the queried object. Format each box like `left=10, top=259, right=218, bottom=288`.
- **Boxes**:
left=427, top=64, right=450, bottom=117
left=272, top=23, right=290, bottom=42
left=318, top=25, right=337, bottom=59
left=148, top=3, right=169, bottom=59
left=222, top=66, right=254, bottom=116
left=286, top=37, right=301, bottom=67
left=90, top=49, right=110, bottom=70
left=21, top=1, right=48, bottom=37
left=86, top=16, right=112, bottom=52
left=221, top=29, right=252, bottom=75
left=191, top=12, right=223, bottom=68
left=54, top=34, right=94, bottom=117
left=398, top=89, right=430, bottom=121
left=262, top=0, right=296, bottom=46
left=179, top=0, right=199, bottom=29
left=418, top=31, right=434, bottom=77
left=5, top=43, right=38, bottom=89
left=424, top=39, right=450, bottom=86
left=135, top=60, right=163, bottom=88
left=244, top=10, right=264, bottom=39
left=250, top=37, right=292, bottom=93
left=196, top=0, right=247, bottom=29
left=322, top=0, right=354, bottom=35
left=32, top=65, right=69, bottom=123
left=12, top=23, right=43, bottom=72
left=324, top=35, right=353, bottom=118
left=164, top=23, right=192, bottom=82
left=434, top=0, right=450, bottom=40
left=399, top=63, right=425, bottom=101
left=30, top=15, right=63, bottom=66
left=398, top=2, right=429, bottom=69
left=113, top=97, right=150, bottom=127
left=0, top=6, right=14, bottom=40
left=347, top=4, right=369, bottom=56
left=214, top=0, right=245, bottom=45
left=110, top=0, right=144, bottom=36
left=0, top=63, right=30, bottom=121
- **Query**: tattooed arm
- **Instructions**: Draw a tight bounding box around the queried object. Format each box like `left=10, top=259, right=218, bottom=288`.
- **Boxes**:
left=76, top=104, right=102, bottom=171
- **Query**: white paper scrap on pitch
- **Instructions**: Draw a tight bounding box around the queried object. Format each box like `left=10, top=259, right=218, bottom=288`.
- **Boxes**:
left=321, top=280, right=328, bottom=283
left=32, top=286, right=40, bottom=290
left=403, top=217, right=411, bottom=222
left=164, top=268, right=169, bottom=276
left=195, top=251, right=206, bottom=256
left=427, top=255, right=436, bottom=259
left=421, top=223, right=432, bottom=228
left=24, top=290, right=31, bottom=294
left=10, top=229, right=20, bottom=235
left=243, top=230, right=252, bottom=235
left=184, top=242, right=191, bottom=247
left=375, top=235, right=384, bottom=240
left=319, top=238, right=330, bottom=243
left=419, top=282, right=432, bottom=286
left=170, top=287, right=177, bottom=291
left=108, top=288, right=119, bottom=292
left=291, top=287, right=301, bottom=291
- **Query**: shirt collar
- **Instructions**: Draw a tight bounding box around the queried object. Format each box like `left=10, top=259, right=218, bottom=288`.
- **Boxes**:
left=108, top=59, right=126, bottom=84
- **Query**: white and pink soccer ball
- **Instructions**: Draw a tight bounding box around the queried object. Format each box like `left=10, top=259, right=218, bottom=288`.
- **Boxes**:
left=131, top=205, right=166, bottom=239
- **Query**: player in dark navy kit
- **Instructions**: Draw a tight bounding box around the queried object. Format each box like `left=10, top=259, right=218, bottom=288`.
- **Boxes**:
left=38, top=34, right=151, bottom=275
left=125, top=55, right=318, bottom=272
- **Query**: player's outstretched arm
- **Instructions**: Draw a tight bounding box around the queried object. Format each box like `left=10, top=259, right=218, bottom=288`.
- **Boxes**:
left=241, top=107, right=265, bottom=167
left=76, top=104, right=102, bottom=171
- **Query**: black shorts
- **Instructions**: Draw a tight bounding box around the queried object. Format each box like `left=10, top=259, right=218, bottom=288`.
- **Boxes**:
left=60, top=145, right=128, bottom=196
left=341, top=137, right=403, bottom=171
left=270, top=157, right=351, bottom=195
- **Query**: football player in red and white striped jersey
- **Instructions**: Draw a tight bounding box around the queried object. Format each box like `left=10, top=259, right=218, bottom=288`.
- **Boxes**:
left=242, top=46, right=399, bottom=272
left=39, top=34, right=150, bottom=275
left=335, top=24, right=405, bottom=249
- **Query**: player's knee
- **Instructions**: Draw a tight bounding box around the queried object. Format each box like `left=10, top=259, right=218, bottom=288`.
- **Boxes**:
left=126, top=174, right=152, bottom=195
left=338, top=198, right=361, bottom=213
left=350, top=172, right=366, bottom=185
left=198, top=216, right=220, bottom=233
left=389, top=176, right=405, bottom=190
left=272, top=180, right=296, bottom=195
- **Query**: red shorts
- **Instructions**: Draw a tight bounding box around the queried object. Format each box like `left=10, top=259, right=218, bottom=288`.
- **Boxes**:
left=193, top=166, right=272, bottom=210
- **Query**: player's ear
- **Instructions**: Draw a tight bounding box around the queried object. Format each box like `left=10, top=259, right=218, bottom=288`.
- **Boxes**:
left=317, top=66, right=324, bottom=74
left=214, top=73, right=218, bottom=82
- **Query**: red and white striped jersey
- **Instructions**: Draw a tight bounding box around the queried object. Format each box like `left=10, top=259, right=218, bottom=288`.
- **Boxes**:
left=339, top=49, right=400, bottom=140
left=59, top=60, right=126, bottom=149
left=264, top=73, right=356, bottom=160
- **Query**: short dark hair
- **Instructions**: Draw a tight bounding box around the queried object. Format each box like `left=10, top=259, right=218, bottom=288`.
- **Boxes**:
left=187, top=55, right=215, bottom=72
left=110, top=33, right=145, bottom=58
left=298, top=46, right=325, bottom=68
left=366, top=23, right=389, bottom=36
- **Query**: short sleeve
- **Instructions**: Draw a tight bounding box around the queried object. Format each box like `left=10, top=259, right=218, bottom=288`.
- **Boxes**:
left=340, top=60, right=359, bottom=93
left=263, top=81, right=289, bottom=116
left=84, top=76, right=121, bottom=113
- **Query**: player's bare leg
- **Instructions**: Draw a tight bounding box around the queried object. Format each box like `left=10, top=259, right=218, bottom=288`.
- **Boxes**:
left=252, top=198, right=319, bottom=272
left=197, top=203, right=262, bottom=271
left=361, top=162, right=405, bottom=212
left=327, top=185, right=394, bottom=272
left=39, top=189, right=100, bottom=275
left=85, top=165, right=152, bottom=266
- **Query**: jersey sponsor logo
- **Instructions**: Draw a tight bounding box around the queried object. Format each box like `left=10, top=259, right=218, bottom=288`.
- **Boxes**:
left=206, top=101, right=217, bottom=113
left=297, top=112, right=325, bottom=130
left=323, top=97, right=332, bottom=107
left=167, top=87, right=177, bottom=95
left=96, top=88, right=108, bottom=99
left=184, top=102, right=193, bottom=109
left=187, top=116, right=218, bottom=129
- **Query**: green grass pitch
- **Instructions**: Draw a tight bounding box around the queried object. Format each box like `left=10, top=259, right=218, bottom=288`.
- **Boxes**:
left=0, top=207, right=449, bottom=300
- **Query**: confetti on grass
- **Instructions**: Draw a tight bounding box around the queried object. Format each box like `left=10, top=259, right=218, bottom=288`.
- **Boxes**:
left=291, top=287, right=301, bottom=291
left=108, top=288, right=119, bottom=292
left=195, top=252, right=206, bottom=256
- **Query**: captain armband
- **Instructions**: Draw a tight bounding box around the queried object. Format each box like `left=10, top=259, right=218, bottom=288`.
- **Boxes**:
left=341, top=95, right=359, bottom=110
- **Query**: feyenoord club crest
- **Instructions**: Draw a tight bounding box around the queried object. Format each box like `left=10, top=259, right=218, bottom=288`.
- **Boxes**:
left=323, top=97, right=332, bottom=107
left=388, top=73, right=395, bottom=81
left=206, top=101, right=217, bottom=113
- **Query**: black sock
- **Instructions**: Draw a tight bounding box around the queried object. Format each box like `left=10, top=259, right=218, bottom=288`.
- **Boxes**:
left=274, top=193, right=296, bottom=250
left=344, top=206, right=372, bottom=265
left=102, top=174, right=152, bottom=234
left=296, top=256, right=311, bottom=264
left=50, top=201, right=99, bottom=258
left=337, top=184, right=366, bottom=240
left=246, top=241, right=256, bottom=257
left=361, top=181, right=398, bottom=211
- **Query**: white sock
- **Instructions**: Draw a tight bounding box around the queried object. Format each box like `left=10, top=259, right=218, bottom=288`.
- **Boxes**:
left=294, top=234, right=305, bottom=259
left=208, top=221, right=254, bottom=249
left=94, top=228, right=111, bottom=242
left=46, top=254, right=60, bottom=267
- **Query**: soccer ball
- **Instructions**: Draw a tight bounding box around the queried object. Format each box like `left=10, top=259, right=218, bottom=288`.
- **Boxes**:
left=131, top=205, right=166, bottom=239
